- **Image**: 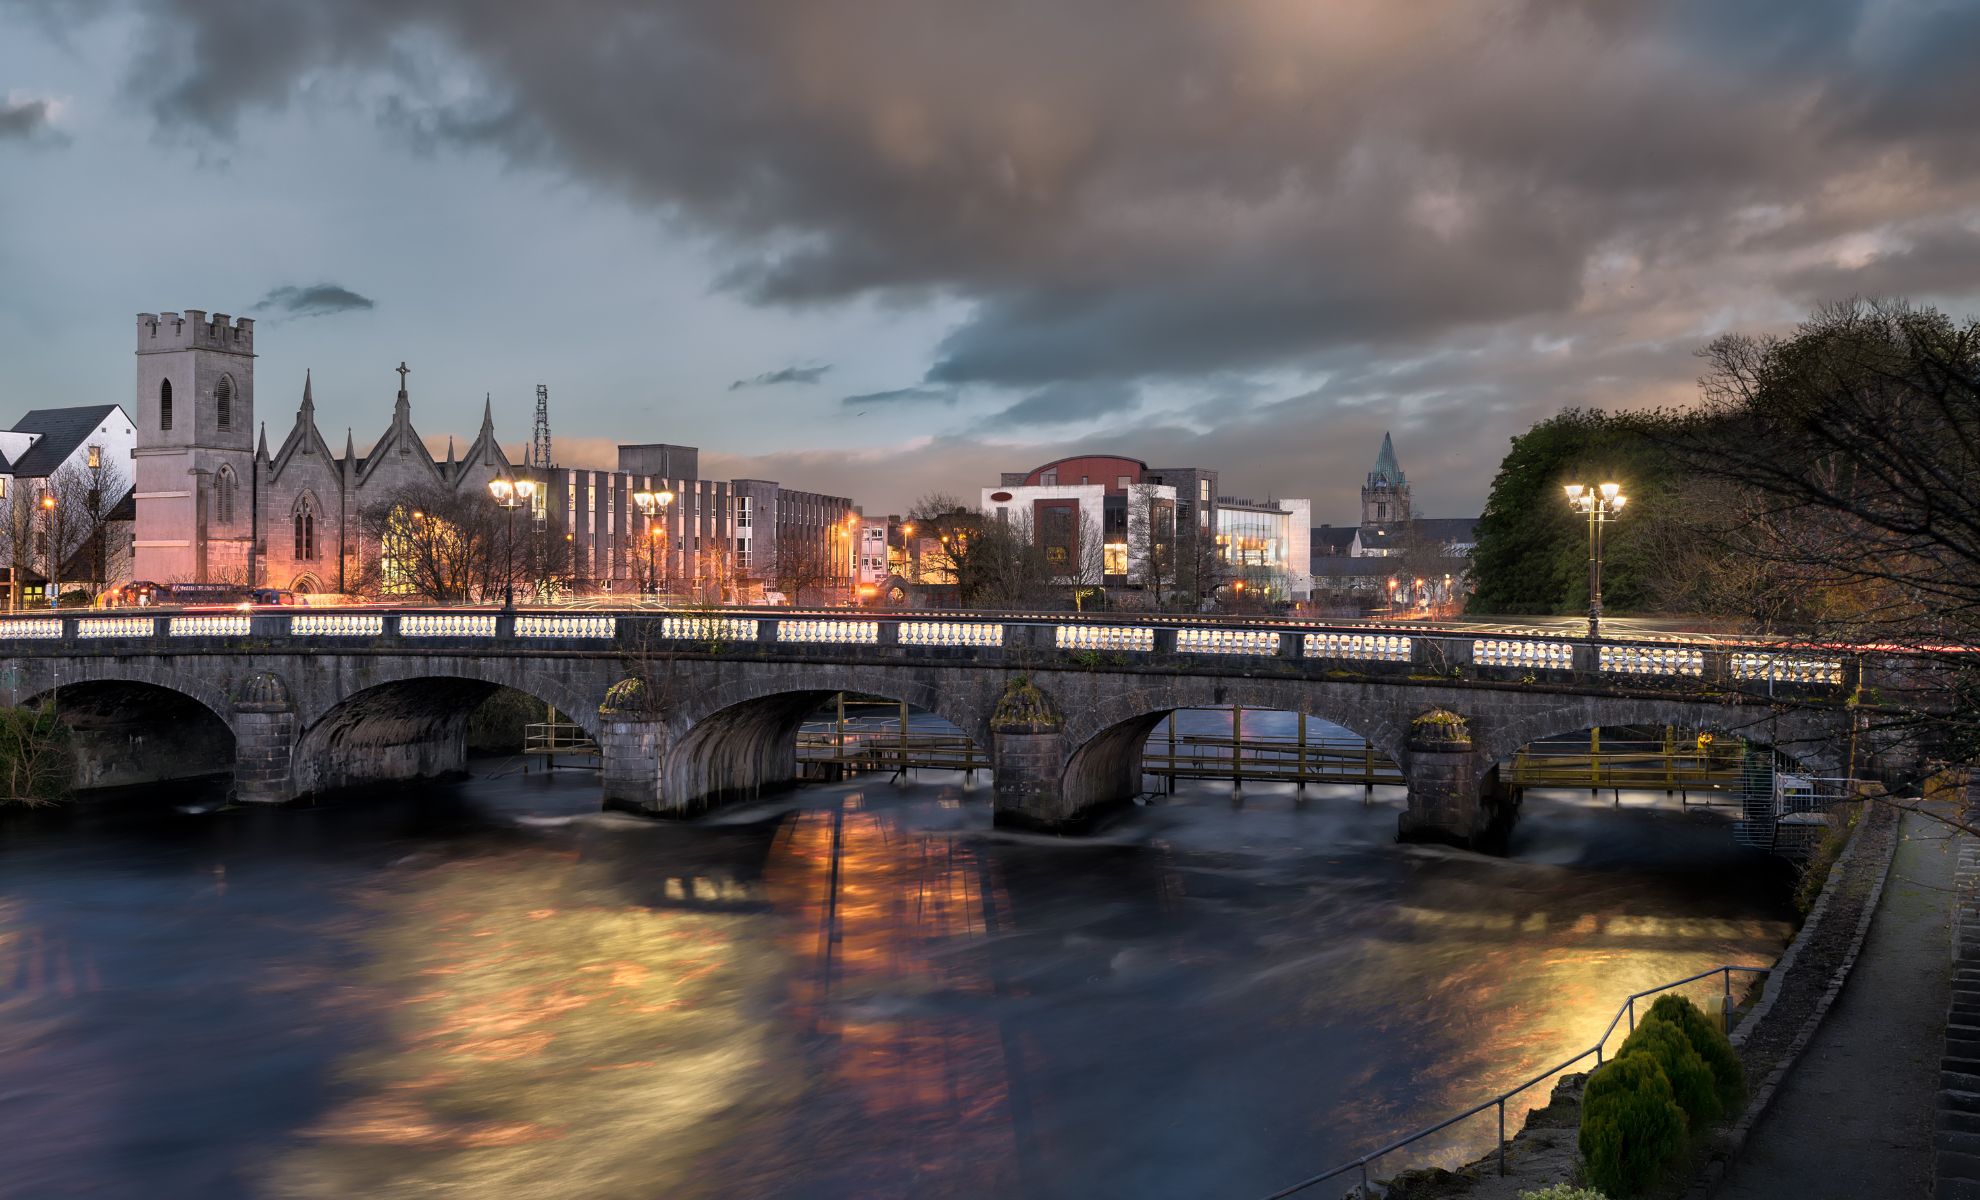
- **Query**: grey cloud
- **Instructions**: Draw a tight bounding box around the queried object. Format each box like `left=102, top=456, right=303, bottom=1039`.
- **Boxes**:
left=729, top=363, right=830, bottom=390
left=0, top=97, right=56, bottom=140
left=1779, top=227, right=1980, bottom=306
left=254, top=283, right=376, bottom=318
left=53, top=1, right=1980, bottom=403
left=984, top=381, right=1138, bottom=428
left=840, top=385, right=956, bottom=409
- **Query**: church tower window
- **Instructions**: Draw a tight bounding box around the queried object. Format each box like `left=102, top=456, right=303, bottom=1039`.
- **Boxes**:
left=217, top=375, right=234, bottom=430
left=160, top=379, right=173, bottom=431
left=215, top=467, right=237, bottom=524
left=294, top=500, right=317, bottom=560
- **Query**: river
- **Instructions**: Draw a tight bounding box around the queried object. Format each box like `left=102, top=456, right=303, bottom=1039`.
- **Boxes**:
left=0, top=708, right=1794, bottom=1199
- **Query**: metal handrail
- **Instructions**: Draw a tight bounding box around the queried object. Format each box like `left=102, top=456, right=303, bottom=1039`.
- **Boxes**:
left=1259, top=963, right=1770, bottom=1199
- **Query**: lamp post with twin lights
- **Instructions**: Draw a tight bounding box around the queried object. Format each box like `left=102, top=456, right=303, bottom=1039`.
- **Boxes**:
left=1564, top=481, right=1626, bottom=639
left=632, top=489, right=675, bottom=598
left=487, top=477, right=537, bottom=612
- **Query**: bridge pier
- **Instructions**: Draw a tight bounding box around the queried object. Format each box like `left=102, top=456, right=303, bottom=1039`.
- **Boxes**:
left=1397, top=707, right=1516, bottom=850
left=599, top=714, right=668, bottom=812
left=990, top=729, right=1075, bottom=830
left=233, top=672, right=298, bottom=804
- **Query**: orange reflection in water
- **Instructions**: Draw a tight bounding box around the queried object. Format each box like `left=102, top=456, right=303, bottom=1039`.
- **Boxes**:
left=748, top=797, right=1029, bottom=1197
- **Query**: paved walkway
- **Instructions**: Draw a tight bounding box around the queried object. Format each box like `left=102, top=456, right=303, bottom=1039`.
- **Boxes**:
left=1722, top=808, right=1956, bottom=1200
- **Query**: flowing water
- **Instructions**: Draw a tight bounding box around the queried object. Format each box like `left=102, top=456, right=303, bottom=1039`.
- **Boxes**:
left=0, top=709, right=1794, bottom=1199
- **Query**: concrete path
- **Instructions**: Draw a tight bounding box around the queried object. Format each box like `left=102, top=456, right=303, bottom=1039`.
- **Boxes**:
left=1723, top=808, right=1956, bottom=1200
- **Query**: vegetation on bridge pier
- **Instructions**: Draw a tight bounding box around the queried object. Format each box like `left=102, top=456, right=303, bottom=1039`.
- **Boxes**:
left=0, top=702, right=74, bottom=805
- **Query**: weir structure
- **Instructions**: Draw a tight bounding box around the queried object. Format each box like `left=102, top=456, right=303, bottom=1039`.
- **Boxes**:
left=0, top=609, right=1901, bottom=849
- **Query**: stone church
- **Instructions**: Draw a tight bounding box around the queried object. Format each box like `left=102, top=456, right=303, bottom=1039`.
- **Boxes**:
left=132, top=309, right=513, bottom=591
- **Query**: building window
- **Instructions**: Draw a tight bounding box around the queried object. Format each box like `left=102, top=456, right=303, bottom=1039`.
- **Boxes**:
left=87, top=445, right=101, bottom=469
left=1117, top=475, right=1130, bottom=490
left=1040, top=469, right=1058, bottom=486
left=1199, top=479, right=1210, bottom=503
left=160, top=379, right=173, bottom=431
left=217, top=375, right=234, bottom=430
left=294, top=500, right=317, bottom=560
left=214, top=467, right=237, bottom=524
left=1104, top=542, right=1129, bottom=575
left=738, top=496, right=752, bottom=528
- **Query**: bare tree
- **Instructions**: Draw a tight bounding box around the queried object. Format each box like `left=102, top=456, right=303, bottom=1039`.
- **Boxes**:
left=51, top=454, right=133, bottom=597
left=772, top=534, right=835, bottom=606
left=1126, top=483, right=1175, bottom=607
left=358, top=481, right=507, bottom=603
left=1661, top=298, right=1980, bottom=777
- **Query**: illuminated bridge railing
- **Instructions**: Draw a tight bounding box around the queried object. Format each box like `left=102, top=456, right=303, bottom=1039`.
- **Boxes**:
left=1731, top=653, right=1845, bottom=686
left=778, top=619, right=880, bottom=645
left=169, top=615, right=249, bottom=638
left=1057, top=624, right=1154, bottom=653
left=77, top=617, right=155, bottom=639
left=900, top=620, right=1003, bottom=648
left=401, top=614, right=498, bottom=638
left=1473, top=639, right=1573, bottom=670
left=291, top=613, right=384, bottom=637
left=1599, top=645, right=1705, bottom=677
left=1177, top=628, right=1279, bottom=656
left=660, top=616, right=759, bottom=642
left=518, top=615, right=615, bottom=639
left=1304, top=632, right=1412, bottom=662
left=0, top=618, right=62, bottom=640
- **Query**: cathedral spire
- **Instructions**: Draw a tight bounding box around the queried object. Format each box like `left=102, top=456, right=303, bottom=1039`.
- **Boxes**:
left=301, top=368, right=314, bottom=415
left=1369, top=431, right=1404, bottom=487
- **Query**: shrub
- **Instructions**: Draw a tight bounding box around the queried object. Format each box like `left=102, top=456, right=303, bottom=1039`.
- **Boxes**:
left=1579, top=1052, right=1686, bottom=1197
left=1645, top=993, right=1746, bottom=1112
left=0, top=702, right=73, bottom=805
left=1618, top=1019, right=1720, bottom=1129
left=1519, top=1187, right=1610, bottom=1200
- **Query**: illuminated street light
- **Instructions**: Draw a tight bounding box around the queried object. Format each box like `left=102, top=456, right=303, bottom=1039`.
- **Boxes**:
left=1564, top=480, right=1627, bottom=639
left=39, top=491, right=56, bottom=609
left=632, top=489, right=675, bottom=597
left=488, top=477, right=537, bottom=612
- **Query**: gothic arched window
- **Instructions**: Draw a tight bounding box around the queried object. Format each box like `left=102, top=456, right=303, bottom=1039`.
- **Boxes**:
left=216, top=376, right=234, bottom=430
left=294, top=498, right=317, bottom=561
left=160, top=379, right=173, bottom=431
left=215, top=467, right=237, bottom=525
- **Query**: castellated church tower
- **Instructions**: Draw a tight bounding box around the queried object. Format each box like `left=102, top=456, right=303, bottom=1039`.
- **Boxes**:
left=133, top=310, right=257, bottom=584
left=1359, top=431, right=1411, bottom=529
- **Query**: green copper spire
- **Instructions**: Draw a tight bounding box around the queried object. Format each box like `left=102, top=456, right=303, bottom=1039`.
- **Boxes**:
left=1368, top=431, right=1404, bottom=488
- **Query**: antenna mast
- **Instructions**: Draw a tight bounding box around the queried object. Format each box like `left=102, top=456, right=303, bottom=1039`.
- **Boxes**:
left=530, top=384, right=553, bottom=469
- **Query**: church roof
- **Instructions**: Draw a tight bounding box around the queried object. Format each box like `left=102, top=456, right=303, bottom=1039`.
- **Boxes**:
left=7, top=405, right=125, bottom=477
left=1311, top=525, right=1357, bottom=556
left=1367, top=431, right=1405, bottom=488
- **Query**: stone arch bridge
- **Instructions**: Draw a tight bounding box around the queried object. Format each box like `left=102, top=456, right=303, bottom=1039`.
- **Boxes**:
left=0, top=609, right=1894, bottom=847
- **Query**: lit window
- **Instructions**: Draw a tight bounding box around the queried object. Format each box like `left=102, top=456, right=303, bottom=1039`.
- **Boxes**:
left=1104, top=542, right=1129, bottom=574
left=87, top=445, right=101, bottom=469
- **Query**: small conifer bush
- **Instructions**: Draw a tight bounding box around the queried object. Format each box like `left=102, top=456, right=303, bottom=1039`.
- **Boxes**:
left=1618, top=1019, right=1721, bottom=1129
left=1645, top=993, right=1746, bottom=1112
left=1579, top=1052, right=1686, bottom=1197
left=1518, top=1186, right=1609, bottom=1200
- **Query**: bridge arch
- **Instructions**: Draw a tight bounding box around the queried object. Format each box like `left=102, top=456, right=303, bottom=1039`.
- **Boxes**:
left=657, top=665, right=998, bottom=815
left=10, top=666, right=236, bottom=793
left=288, top=661, right=612, bottom=799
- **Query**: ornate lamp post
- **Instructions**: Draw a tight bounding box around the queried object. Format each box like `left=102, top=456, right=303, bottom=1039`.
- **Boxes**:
left=39, top=490, right=57, bottom=609
left=487, top=477, right=537, bottom=611
left=1564, top=481, right=1626, bottom=639
left=631, top=489, right=674, bottom=598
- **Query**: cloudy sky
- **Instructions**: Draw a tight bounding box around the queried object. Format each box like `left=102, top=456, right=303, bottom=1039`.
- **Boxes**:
left=3, top=1, right=1978, bottom=522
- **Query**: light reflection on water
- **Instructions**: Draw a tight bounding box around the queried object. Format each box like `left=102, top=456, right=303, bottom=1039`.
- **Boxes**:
left=0, top=714, right=1793, bottom=1200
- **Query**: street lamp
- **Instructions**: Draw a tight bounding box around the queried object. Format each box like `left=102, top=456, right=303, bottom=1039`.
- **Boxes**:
left=1564, top=481, right=1627, bottom=639
left=488, top=477, right=537, bottom=611
left=632, top=489, right=674, bottom=598
left=39, top=491, right=57, bottom=609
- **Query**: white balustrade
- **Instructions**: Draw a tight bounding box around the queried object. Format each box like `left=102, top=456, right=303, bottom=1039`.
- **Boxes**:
left=1303, top=632, right=1412, bottom=663
left=660, top=616, right=759, bottom=642
left=400, top=614, right=498, bottom=638
left=1473, top=639, right=1574, bottom=670
left=1056, top=624, right=1154, bottom=652
left=290, top=614, right=384, bottom=637
left=78, top=616, right=156, bottom=639
left=517, top=615, right=615, bottom=639
left=0, top=618, right=62, bottom=639
left=777, top=619, right=880, bottom=645
left=899, top=621, right=1003, bottom=648
left=1176, top=628, right=1279, bottom=656
left=168, top=615, right=249, bottom=638
left=1731, top=653, right=1844, bottom=686
left=1599, top=644, right=1705, bottom=677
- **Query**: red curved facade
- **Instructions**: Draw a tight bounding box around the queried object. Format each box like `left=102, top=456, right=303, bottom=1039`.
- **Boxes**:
left=1019, top=455, right=1145, bottom=495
